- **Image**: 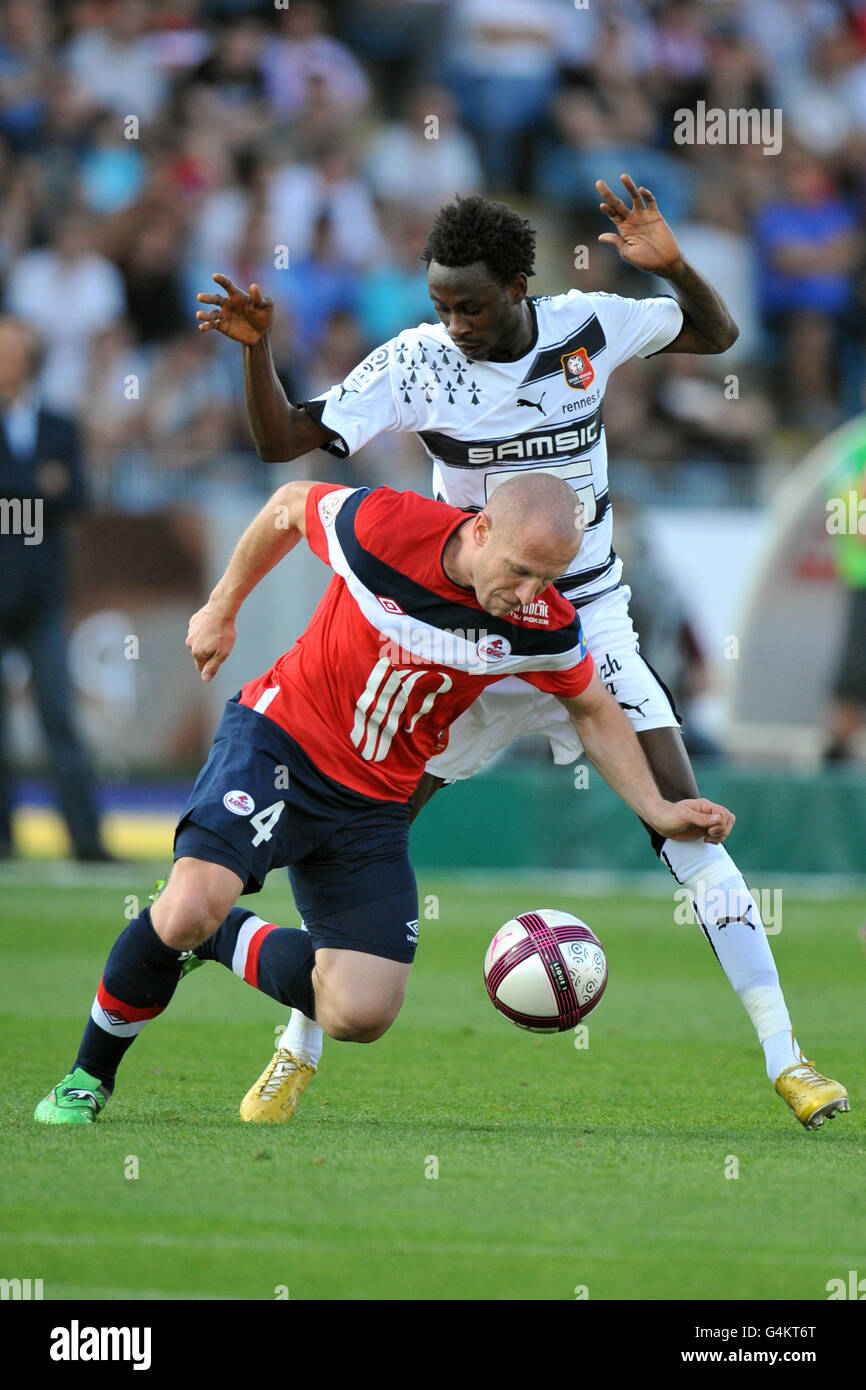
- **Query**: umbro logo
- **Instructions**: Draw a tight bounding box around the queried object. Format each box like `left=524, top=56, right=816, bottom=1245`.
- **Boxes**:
left=377, top=595, right=405, bottom=615
left=406, top=918, right=419, bottom=943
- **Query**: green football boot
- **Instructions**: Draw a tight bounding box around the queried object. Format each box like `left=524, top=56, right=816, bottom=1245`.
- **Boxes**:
left=34, top=1067, right=111, bottom=1125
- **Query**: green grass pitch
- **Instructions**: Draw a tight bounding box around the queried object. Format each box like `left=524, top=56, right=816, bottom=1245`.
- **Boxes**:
left=1, top=869, right=863, bottom=1301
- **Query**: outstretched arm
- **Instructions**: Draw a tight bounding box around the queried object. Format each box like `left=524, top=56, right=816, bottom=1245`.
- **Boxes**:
left=186, top=479, right=317, bottom=682
left=596, top=173, right=739, bottom=354
left=196, top=273, right=335, bottom=461
left=558, top=669, right=734, bottom=843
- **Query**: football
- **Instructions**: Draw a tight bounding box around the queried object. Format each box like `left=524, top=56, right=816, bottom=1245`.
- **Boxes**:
left=484, top=909, right=608, bottom=1033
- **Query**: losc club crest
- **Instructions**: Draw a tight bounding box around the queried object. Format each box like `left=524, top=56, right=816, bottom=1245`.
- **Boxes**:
left=561, top=347, right=595, bottom=390
left=476, top=634, right=512, bottom=664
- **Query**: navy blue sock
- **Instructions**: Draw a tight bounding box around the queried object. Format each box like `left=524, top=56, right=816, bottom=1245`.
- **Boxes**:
left=197, top=908, right=316, bottom=1018
left=75, top=907, right=185, bottom=1090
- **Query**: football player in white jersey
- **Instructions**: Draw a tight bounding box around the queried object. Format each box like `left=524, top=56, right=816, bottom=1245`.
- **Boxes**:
left=196, top=175, right=848, bottom=1131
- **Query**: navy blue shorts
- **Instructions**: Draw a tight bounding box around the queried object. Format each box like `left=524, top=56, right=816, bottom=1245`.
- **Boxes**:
left=173, top=698, right=420, bottom=963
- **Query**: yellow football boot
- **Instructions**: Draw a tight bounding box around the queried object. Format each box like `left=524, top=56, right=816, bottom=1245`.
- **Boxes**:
left=239, top=1048, right=316, bottom=1123
left=775, top=1047, right=850, bottom=1130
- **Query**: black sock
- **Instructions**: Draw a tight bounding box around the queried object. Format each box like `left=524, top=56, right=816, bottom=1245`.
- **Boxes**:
left=75, top=907, right=184, bottom=1090
left=198, top=908, right=316, bottom=1017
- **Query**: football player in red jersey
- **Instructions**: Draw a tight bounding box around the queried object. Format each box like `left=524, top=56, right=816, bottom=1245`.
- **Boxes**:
left=34, top=473, right=734, bottom=1125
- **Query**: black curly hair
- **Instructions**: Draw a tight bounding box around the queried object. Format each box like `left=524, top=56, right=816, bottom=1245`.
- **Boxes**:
left=421, top=194, right=536, bottom=285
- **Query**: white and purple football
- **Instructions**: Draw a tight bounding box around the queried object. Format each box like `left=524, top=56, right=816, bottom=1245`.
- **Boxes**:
left=484, top=909, right=608, bottom=1033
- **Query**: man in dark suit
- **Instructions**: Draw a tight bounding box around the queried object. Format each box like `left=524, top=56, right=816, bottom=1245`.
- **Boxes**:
left=0, top=315, right=113, bottom=861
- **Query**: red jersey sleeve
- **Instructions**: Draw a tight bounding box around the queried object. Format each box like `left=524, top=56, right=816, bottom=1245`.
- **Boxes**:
left=521, top=651, right=595, bottom=699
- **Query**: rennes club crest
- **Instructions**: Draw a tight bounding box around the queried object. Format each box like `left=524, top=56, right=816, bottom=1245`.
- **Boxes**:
left=561, top=347, right=595, bottom=390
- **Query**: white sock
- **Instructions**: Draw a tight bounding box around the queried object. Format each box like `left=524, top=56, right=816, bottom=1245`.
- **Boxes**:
left=661, top=840, right=801, bottom=1081
left=280, top=1010, right=323, bottom=1068
left=763, top=1028, right=806, bottom=1081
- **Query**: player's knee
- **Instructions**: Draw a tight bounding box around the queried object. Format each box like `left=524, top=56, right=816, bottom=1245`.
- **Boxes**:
left=151, top=886, right=231, bottom=950
left=325, top=1003, right=397, bottom=1044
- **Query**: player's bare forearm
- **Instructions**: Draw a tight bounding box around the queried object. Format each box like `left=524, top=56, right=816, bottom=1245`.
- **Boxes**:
left=187, top=481, right=316, bottom=681
left=660, top=257, right=739, bottom=355
left=559, top=676, right=734, bottom=841
left=211, top=479, right=314, bottom=614
left=243, top=337, right=332, bottom=462
left=567, top=685, right=669, bottom=824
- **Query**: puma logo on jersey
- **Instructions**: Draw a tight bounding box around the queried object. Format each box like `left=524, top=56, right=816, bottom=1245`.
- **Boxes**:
left=617, top=697, right=650, bottom=716
left=516, top=394, right=546, bottom=414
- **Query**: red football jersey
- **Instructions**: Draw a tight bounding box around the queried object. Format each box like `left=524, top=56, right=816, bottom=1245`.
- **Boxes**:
left=239, top=485, right=593, bottom=800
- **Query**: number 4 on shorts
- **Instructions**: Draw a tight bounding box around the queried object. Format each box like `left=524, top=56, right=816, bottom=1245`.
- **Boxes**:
left=250, top=801, right=285, bottom=846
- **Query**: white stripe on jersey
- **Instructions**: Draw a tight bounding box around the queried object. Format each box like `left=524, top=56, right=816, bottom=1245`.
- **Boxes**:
left=312, top=289, right=683, bottom=601
left=318, top=491, right=586, bottom=678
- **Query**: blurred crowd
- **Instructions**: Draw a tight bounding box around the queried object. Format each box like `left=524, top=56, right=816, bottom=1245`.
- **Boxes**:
left=0, top=0, right=864, bottom=505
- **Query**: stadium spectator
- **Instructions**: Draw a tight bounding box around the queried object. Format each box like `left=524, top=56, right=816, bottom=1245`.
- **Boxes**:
left=739, top=0, right=842, bottom=110
left=62, top=0, right=169, bottom=125
left=0, top=133, right=34, bottom=276
left=0, top=315, right=113, bottom=861
left=4, top=210, right=126, bottom=413
left=78, top=109, right=146, bottom=216
left=444, top=0, right=578, bottom=190
left=0, top=0, right=53, bottom=153
left=80, top=322, right=150, bottom=457
left=339, top=0, right=451, bottom=115
left=650, top=0, right=714, bottom=140
left=652, top=355, right=774, bottom=477
left=140, top=331, right=236, bottom=483
left=176, top=13, right=272, bottom=151
left=701, top=15, right=771, bottom=118
left=266, top=143, right=385, bottom=269
left=265, top=211, right=359, bottom=360
left=116, top=208, right=188, bottom=346
left=535, top=75, right=693, bottom=223
left=357, top=207, right=434, bottom=346
left=364, top=83, right=483, bottom=212
left=24, top=72, right=93, bottom=212
left=63, top=0, right=169, bottom=123
left=260, top=0, right=370, bottom=123
left=754, top=148, right=859, bottom=429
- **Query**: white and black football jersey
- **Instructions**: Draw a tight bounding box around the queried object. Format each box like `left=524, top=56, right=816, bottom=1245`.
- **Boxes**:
left=302, top=289, right=683, bottom=602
